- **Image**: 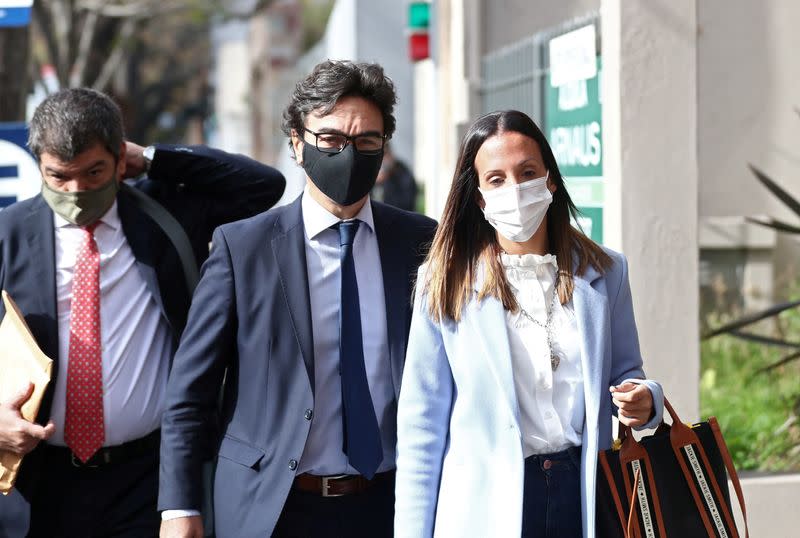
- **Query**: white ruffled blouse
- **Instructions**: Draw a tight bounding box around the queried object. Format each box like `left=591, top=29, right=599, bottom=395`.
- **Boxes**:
left=501, top=252, right=584, bottom=457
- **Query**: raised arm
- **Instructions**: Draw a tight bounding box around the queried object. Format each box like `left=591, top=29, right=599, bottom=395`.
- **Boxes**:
left=126, top=141, right=286, bottom=228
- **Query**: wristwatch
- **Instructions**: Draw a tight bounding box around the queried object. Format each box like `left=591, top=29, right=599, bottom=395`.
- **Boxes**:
left=142, top=145, right=156, bottom=174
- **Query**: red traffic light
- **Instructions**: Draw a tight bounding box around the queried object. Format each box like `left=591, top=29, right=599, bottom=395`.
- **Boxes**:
left=409, top=32, right=430, bottom=62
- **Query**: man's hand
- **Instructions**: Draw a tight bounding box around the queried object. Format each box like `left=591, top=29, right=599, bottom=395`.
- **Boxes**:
left=123, top=141, right=148, bottom=179
left=160, top=515, right=204, bottom=538
left=0, top=383, right=55, bottom=455
left=611, top=382, right=654, bottom=428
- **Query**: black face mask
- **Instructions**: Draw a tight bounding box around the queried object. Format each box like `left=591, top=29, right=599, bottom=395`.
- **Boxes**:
left=302, top=143, right=383, bottom=206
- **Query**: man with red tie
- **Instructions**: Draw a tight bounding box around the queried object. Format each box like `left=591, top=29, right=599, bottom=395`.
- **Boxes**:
left=0, top=88, right=285, bottom=537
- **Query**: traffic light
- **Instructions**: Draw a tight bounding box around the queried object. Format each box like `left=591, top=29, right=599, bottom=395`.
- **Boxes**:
left=408, top=1, right=430, bottom=62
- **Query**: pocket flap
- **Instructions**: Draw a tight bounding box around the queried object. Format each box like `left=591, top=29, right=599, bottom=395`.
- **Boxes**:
left=218, top=436, right=265, bottom=469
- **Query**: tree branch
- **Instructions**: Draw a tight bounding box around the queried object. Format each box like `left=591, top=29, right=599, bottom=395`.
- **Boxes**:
left=70, top=10, right=99, bottom=87
left=50, top=0, right=73, bottom=82
left=32, top=2, right=63, bottom=88
left=210, top=0, right=275, bottom=21
left=91, top=18, right=137, bottom=91
left=77, top=0, right=192, bottom=18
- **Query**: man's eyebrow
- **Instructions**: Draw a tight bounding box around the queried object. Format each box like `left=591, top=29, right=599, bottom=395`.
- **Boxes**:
left=43, top=160, right=106, bottom=175
left=315, top=128, right=383, bottom=137
left=83, top=160, right=107, bottom=172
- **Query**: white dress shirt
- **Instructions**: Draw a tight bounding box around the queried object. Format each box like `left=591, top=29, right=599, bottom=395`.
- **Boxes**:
left=298, top=187, right=395, bottom=475
left=48, top=201, right=173, bottom=447
left=501, top=252, right=584, bottom=457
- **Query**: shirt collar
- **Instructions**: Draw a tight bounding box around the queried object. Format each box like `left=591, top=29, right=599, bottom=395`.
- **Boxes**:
left=301, top=185, right=375, bottom=240
left=53, top=199, right=121, bottom=231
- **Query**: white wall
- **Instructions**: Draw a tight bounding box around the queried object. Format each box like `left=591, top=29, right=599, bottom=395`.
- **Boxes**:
left=602, top=0, right=700, bottom=417
left=482, top=0, right=599, bottom=54
left=212, top=24, right=253, bottom=155
left=698, top=0, right=800, bottom=221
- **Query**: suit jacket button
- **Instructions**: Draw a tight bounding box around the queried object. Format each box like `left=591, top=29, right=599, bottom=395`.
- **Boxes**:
left=304, top=409, right=313, bottom=420
left=288, top=459, right=298, bottom=470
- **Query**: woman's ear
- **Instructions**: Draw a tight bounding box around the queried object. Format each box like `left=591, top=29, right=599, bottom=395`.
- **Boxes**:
left=547, top=173, right=557, bottom=194
left=475, top=190, right=486, bottom=210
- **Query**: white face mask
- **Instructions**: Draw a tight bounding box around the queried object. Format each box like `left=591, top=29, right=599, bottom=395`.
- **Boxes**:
left=478, top=172, right=552, bottom=242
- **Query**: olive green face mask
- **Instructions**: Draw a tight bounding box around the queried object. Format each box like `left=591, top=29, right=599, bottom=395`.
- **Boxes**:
left=41, top=177, right=119, bottom=227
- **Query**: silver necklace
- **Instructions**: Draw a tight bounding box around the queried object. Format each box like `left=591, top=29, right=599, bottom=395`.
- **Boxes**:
left=516, top=283, right=561, bottom=372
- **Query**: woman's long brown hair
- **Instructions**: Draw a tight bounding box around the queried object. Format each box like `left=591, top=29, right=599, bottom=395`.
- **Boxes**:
left=424, top=110, right=612, bottom=322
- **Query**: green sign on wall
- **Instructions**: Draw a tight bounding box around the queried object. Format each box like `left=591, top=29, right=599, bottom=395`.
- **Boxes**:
left=544, top=56, right=603, bottom=243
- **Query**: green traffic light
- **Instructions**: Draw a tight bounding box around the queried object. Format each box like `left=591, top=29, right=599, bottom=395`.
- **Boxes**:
left=409, top=1, right=430, bottom=29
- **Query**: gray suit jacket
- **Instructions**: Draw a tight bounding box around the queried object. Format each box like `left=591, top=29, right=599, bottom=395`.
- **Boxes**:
left=158, top=195, right=436, bottom=537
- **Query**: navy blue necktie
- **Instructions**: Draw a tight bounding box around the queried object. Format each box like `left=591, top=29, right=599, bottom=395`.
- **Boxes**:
left=337, top=220, right=383, bottom=479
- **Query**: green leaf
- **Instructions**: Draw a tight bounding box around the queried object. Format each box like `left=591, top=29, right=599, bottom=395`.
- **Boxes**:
left=748, top=163, right=800, bottom=219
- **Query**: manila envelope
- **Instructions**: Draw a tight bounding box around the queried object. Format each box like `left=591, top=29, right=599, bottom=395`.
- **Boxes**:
left=0, top=290, right=53, bottom=494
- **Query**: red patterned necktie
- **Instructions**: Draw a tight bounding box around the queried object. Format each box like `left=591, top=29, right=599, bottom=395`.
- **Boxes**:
left=64, top=221, right=104, bottom=462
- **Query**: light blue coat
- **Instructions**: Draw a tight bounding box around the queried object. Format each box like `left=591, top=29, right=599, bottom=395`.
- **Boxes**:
left=395, top=249, right=664, bottom=538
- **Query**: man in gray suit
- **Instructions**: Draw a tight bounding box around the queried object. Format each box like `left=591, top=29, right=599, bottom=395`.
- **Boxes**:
left=158, top=60, right=436, bottom=537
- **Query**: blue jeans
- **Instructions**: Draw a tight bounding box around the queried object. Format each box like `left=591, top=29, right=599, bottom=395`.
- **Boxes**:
left=521, top=446, right=583, bottom=538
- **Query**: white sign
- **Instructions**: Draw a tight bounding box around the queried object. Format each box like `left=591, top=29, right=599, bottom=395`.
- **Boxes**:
left=549, top=24, right=597, bottom=87
left=0, top=139, right=40, bottom=208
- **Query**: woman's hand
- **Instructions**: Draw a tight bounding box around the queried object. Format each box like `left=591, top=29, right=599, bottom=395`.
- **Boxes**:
left=610, top=382, right=654, bottom=428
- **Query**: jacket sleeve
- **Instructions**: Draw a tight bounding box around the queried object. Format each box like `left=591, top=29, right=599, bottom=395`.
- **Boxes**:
left=138, top=143, right=286, bottom=228
left=158, top=226, right=237, bottom=511
left=607, top=253, right=664, bottom=430
left=395, top=268, right=454, bottom=538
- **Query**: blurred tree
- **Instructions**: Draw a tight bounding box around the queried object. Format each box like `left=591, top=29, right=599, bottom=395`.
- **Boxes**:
left=2, top=0, right=273, bottom=140
left=299, top=0, right=334, bottom=52
left=0, top=26, right=30, bottom=121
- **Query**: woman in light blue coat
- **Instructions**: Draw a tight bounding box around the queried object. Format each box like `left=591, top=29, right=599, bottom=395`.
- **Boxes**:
left=394, top=110, right=664, bottom=538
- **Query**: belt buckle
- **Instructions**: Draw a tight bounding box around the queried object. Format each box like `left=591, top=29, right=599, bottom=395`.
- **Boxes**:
left=321, top=474, right=349, bottom=497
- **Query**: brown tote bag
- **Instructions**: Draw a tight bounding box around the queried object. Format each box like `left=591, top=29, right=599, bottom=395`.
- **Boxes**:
left=596, top=398, right=749, bottom=538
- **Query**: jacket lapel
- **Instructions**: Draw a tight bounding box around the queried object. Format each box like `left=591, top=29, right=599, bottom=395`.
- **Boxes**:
left=272, top=197, right=315, bottom=389
left=372, top=203, right=409, bottom=397
left=24, top=197, right=59, bottom=419
left=572, top=264, right=608, bottom=432
left=465, top=288, right=522, bottom=426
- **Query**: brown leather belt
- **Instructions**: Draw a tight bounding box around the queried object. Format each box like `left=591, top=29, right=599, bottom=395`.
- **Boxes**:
left=292, top=470, right=395, bottom=497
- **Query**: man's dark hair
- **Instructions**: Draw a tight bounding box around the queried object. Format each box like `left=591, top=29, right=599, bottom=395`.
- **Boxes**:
left=28, top=88, right=125, bottom=162
left=281, top=60, right=397, bottom=154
